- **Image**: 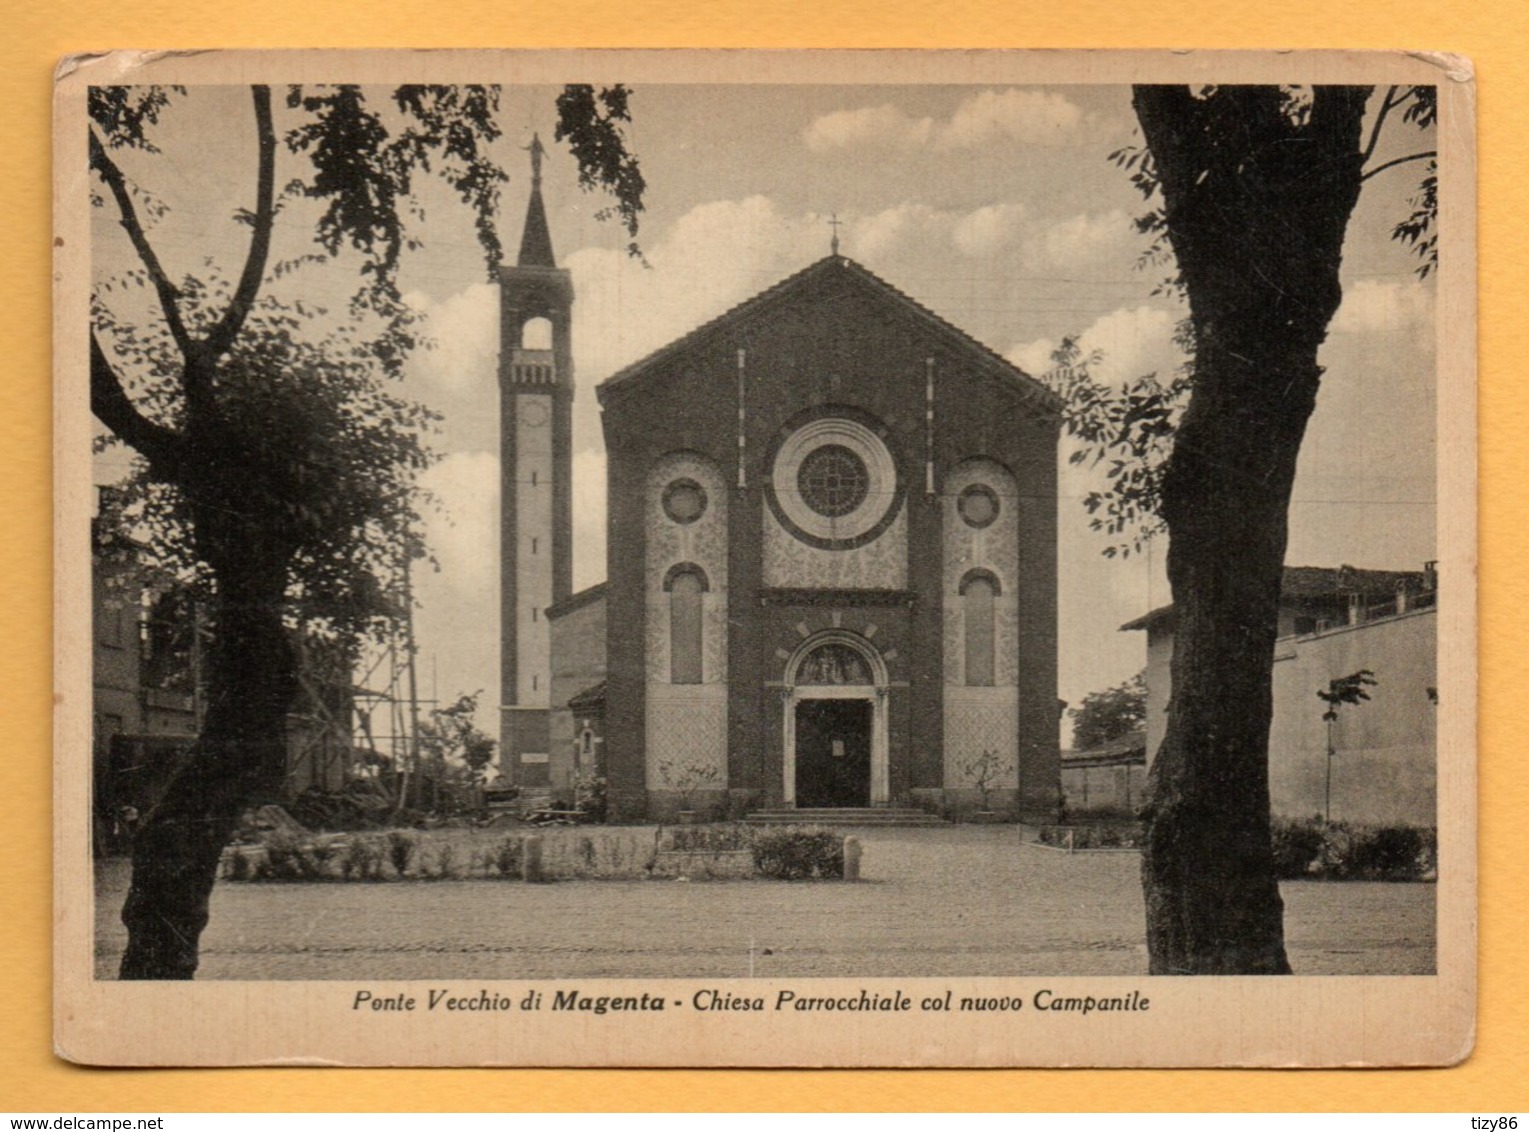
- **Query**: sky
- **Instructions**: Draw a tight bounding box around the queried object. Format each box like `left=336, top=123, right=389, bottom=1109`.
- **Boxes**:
left=92, top=82, right=1438, bottom=741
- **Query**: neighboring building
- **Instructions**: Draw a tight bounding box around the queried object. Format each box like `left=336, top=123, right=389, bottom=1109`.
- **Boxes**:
left=1123, top=565, right=1438, bottom=826
left=1061, top=729, right=1146, bottom=816
left=545, top=582, right=608, bottom=795
left=93, top=510, right=358, bottom=848
left=497, top=155, right=1062, bottom=822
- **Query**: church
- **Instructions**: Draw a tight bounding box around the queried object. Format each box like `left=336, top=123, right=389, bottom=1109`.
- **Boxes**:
left=497, top=144, right=1062, bottom=822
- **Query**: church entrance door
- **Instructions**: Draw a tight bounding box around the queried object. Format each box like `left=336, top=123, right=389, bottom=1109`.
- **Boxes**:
left=794, top=698, right=872, bottom=808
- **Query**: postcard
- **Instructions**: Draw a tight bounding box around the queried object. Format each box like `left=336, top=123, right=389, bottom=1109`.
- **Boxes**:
left=55, top=48, right=1475, bottom=1066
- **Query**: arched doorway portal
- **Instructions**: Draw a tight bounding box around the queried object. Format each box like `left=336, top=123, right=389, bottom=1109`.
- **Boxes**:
left=783, top=632, right=889, bottom=807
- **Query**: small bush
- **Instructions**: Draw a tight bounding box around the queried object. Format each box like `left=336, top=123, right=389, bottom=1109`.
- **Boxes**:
left=1037, top=823, right=1140, bottom=850
left=493, top=836, right=522, bottom=878
left=1349, top=825, right=1427, bottom=880
left=751, top=827, right=844, bottom=880
left=227, top=848, right=254, bottom=881
left=387, top=830, right=417, bottom=878
left=1271, top=818, right=1327, bottom=878
left=666, top=823, right=755, bottom=853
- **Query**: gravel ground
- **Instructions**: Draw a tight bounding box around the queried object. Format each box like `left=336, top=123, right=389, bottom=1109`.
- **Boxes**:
left=93, top=825, right=1435, bottom=979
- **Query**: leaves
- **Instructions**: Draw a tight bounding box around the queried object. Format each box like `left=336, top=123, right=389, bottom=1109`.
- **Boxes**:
left=555, top=84, right=647, bottom=256
left=1069, top=671, right=1147, bottom=751
left=1318, top=669, right=1378, bottom=722
left=1041, top=335, right=1191, bottom=556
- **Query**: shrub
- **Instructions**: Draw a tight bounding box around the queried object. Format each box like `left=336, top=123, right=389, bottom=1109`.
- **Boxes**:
left=492, top=836, right=522, bottom=878
left=1348, top=825, right=1427, bottom=880
left=666, top=823, right=755, bottom=853
left=1271, top=818, right=1327, bottom=878
left=227, top=848, right=254, bottom=881
left=751, top=827, right=844, bottom=880
left=431, top=843, right=458, bottom=880
left=386, top=830, right=417, bottom=878
left=342, top=836, right=385, bottom=881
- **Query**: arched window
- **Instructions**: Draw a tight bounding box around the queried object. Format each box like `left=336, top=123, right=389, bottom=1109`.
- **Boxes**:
left=961, top=570, right=1000, bottom=687
left=521, top=316, right=553, bottom=350
left=664, top=565, right=708, bottom=684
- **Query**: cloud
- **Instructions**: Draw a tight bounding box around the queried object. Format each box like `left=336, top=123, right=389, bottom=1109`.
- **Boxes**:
left=850, top=203, right=956, bottom=260
left=951, top=202, right=1029, bottom=257
left=803, top=104, right=933, bottom=152
left=940, top=89, right=1091, bottom=149
left=803, top=89, right=1097, bottom=155
left=403, top=283, right=499, bottom=395
left=1008, top=304, right=1181, bottom=388
left=1331, top=279, right=1435, bottom=335
left=1028, top=209, right=1135, bottom=270
left=1007, top=336, right=1057, bottom=378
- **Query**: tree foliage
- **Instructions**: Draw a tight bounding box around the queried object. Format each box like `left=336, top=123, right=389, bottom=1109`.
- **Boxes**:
left=1069, top=671, right=1147, bottom=751
left=1042, top=85, right=1437, bottom=559
left=89, top=81, right=645, bottom=979
left=417, top=692, right=498, bottom=774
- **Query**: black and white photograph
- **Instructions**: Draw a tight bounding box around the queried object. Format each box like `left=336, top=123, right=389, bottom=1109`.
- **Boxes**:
left=56, top=49, right=1475, bottom=1067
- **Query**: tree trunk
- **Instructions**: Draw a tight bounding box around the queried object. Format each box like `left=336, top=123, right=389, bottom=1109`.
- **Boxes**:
left=1132, top=85, right=1372, bottom=974
left=118, top=556, right=298, bottom=980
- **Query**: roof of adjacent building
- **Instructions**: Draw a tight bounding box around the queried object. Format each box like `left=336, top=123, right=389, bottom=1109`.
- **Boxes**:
left=566, top=680, right=606, bottom=712
left=1120, top=565, right=1432, bottom=632
left=596, top=254, right=1062, bottom=412
left=1061, top=729, right=1147, bottom=767
left=546, top=581, right=608, bottom=622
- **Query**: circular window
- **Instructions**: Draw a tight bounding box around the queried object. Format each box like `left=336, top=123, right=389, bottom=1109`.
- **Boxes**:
left=662, top=478, right=707, bottom=525
left=798, top=445, right=870, bottom=518
left=766, top=414, right=902, bottom=550
left=958, top=484, right=1000, bottom=529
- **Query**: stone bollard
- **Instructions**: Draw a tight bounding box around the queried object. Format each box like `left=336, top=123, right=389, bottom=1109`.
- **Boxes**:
left=843, top=836, right=862, bottom=882
left=521, top=834, right=544, bottom=883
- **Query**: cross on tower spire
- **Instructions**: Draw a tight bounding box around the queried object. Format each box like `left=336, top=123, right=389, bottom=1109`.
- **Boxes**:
left=527, top=132, right=546, bottom=191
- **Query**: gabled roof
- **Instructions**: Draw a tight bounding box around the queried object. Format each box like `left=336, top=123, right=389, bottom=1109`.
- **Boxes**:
left=596, top=255, right=1062, bottom=413
left=1121, top=565, right=1432, bottom=632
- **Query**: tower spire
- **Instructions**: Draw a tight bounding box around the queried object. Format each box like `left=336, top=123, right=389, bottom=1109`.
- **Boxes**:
left=517, top=133, right=557, bottom=267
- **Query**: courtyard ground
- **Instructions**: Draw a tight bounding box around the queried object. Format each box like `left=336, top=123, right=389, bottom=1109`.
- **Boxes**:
left=92, top=824, right=1435, bottom=979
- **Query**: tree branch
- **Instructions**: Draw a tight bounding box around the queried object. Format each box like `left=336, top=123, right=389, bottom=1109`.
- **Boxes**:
left=1359, top=85, right=1399, bottom=169
left=89, top=129, right=194, bottom=360
left=203, top=86, right=277, bottom=359
left=1361, top=150, right=1437, bottom=182
left=91, top=332, right=183, bottom=476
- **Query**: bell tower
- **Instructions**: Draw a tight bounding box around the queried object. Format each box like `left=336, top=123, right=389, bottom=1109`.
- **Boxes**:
left=499, top=134, right=574, bottom=787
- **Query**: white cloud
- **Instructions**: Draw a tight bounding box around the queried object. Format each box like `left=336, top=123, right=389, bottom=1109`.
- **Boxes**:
left=403, top=283, right=499, bottom=395
left=803, top=104, right=933, bottom=152
left=1331, top=279, right=1435, bottom=335
left=1029, top=209, right=1135, bottom=270
left=850, top=203, right=955, bottom=260
left=1008, top=304, right=1181, bottom=389
left=1007, top=336, right=1057, bottom=378
left=951, top=202, right=1028, bottom=257
left=803, top=89, right=1097, bottom=155
left=940, top=89, right=1090, bottom=149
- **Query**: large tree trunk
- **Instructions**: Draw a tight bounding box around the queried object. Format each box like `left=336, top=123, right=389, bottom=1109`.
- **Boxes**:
left=1133, top=85, right=1372, bottom=974
left=118, top=553, right=298, bottom=980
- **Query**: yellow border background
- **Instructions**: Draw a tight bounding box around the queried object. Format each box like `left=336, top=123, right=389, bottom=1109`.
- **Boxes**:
left=6, top=1, right=1521, bottom=1111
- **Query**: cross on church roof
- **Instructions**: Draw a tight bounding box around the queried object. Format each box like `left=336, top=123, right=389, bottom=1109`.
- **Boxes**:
left=828, top=213, right=843, bottom=257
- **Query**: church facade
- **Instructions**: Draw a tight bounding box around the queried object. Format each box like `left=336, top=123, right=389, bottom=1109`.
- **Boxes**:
left=498, top=159, right=1062, bottom=821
